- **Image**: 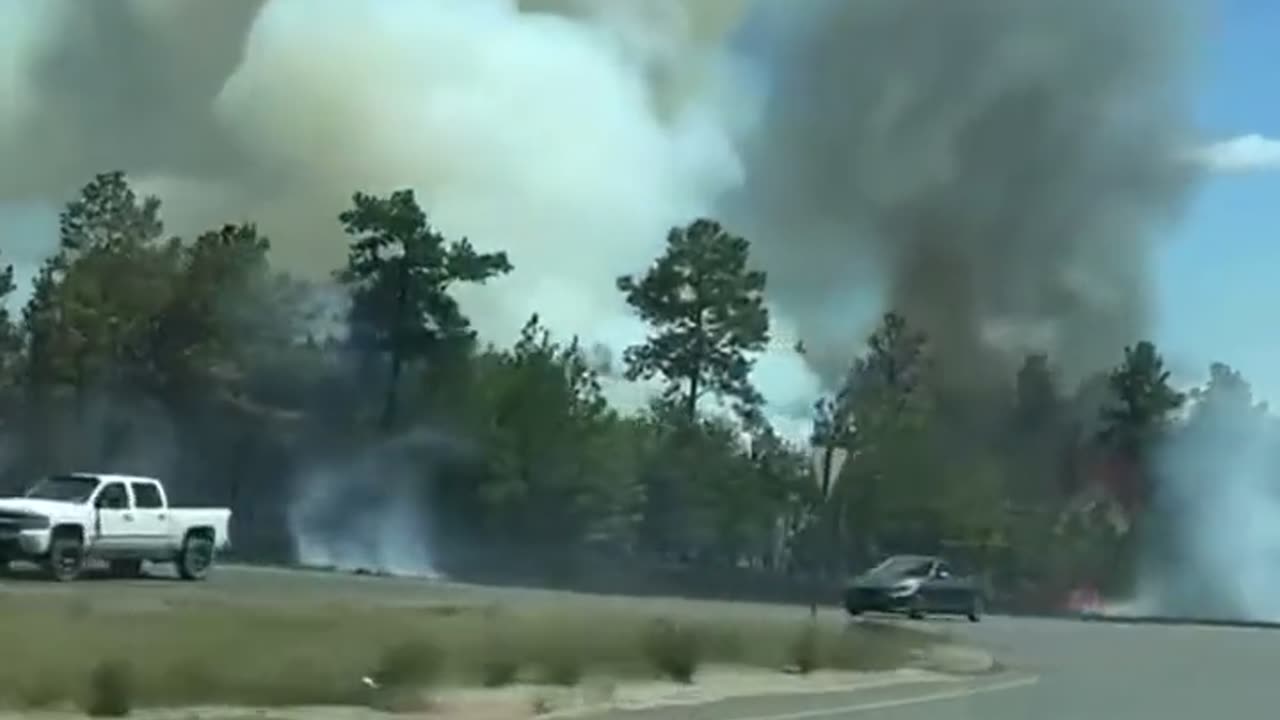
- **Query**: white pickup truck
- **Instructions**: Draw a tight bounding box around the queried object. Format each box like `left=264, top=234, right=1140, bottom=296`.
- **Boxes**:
left=0, top=473, right=231, bottom=581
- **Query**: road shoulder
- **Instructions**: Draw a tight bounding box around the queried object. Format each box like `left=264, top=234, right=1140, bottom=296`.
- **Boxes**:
left=573, top=671, right=1037, bottom=720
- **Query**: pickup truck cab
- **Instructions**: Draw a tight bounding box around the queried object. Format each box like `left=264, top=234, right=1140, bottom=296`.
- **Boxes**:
left=0, top=473, right=231, bottom=581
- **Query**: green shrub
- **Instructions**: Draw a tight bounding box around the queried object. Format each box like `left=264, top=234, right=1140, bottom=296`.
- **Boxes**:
left=16, top=675, right=68, bottom=710
left=788, top=623, right=820, bottom=674
left=84, top=659, right=133, bottom=717
left=538, top=650, right=584, bottom=686
left=643, top=619, right=700, bottom=683
left=479, top=653, right=520, bottom=687
left=372, top=639, right=442, bottom=689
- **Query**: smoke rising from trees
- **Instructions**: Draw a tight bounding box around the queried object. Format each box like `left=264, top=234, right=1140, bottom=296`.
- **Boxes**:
left=0, top=0, right=752, bottom=387
left=734, top=0, right=1203, bottom=388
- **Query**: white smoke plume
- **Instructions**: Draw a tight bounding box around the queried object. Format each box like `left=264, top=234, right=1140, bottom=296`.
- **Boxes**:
left=287, top=430, right=451, bottom=577
left=6, top=0, right=824, bottom=411
left=1140, top=368, right=1280, bottom=621
left=0, top=0, right=777, bottom=375
left=290, top=469, right=438, bottom=576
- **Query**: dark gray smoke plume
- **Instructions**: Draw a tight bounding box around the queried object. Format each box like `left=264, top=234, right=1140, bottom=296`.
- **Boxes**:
left=0, top=0, right=264, bottom=200
left=735, top=0, right=1203, bottom=387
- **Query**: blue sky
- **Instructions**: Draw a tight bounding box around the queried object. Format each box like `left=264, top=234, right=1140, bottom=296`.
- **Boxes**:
left=1155, top=0, right=1280, bottom=399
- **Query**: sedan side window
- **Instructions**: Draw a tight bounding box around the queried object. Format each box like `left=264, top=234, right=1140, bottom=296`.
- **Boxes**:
left=903, top=561, right=933, bottom=578
left=95, top=483, right=129, bottom=510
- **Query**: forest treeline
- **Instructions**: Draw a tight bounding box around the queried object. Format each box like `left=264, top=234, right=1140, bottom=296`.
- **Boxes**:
left=0, top=172, right=1270, bottom=604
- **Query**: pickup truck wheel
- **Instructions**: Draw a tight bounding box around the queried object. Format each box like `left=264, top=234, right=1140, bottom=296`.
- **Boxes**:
left=46, top=536, right=84, bottom=582
left=177, top=535, right=215, bottom=581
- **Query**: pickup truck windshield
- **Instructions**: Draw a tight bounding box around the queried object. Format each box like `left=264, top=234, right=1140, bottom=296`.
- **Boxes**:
left=24, top=475, right=99, bottom=503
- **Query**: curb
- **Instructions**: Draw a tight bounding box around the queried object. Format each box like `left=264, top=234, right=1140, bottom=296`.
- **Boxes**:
left=916, top=644, right=997, bottom=675
left=1074, top=613, right=1280, bottom=630
left=993, top=608, right=1280, bottom=630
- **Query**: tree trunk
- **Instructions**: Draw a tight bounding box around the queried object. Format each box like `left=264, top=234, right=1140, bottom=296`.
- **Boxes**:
left=380, top=260, right=411, bottom=432
left=685, top=297, right=706, bottom=425
left=685, top=369, right=700, bottom=425
left=380, top=350, right=403, bottom=432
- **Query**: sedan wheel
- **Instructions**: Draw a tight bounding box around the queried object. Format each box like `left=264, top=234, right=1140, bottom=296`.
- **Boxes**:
left=907, top=594, right=926, bottom=620
left=968, top=595, right=984, bottom=623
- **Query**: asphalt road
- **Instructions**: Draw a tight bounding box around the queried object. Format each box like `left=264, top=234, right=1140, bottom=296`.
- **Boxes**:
left=938, top=615, right=1276, bottom=720
left=601, top=613, right=1280, bottom=720
left=4, top=564, right=1277, bottom=718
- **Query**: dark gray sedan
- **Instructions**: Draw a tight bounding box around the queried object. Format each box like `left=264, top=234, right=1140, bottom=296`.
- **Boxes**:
left=843, top=554, right=984, bottom=621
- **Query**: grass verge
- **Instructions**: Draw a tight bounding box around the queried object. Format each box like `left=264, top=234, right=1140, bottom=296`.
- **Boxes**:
left=0, top=593, right=934, bottom=711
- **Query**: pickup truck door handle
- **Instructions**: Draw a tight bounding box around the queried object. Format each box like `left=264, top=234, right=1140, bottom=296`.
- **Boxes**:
left=123, top=513, right=134, bottom=521
left=157, top=513, right=166, bottom=520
